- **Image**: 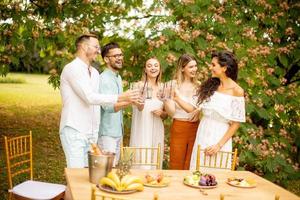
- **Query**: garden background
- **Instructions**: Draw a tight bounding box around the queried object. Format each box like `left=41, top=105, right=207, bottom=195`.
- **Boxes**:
left=0, top=0, right=299, bottom=199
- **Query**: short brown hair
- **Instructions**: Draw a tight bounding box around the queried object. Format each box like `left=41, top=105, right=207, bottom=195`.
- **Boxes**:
left=75, top=33, right=98, bottom=51
left=101, top=42, right=120, bottom=59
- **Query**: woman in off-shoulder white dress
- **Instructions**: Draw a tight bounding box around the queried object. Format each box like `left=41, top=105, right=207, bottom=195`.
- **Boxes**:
left=189, top=91, right=245, bottom=169
left=130, top=57, right=167, bottom=169
left=174, top=50, right=246, bottom=170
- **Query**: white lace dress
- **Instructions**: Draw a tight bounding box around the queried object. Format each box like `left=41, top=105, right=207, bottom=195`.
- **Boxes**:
left=189, top=91, right=246, bottom=170
left=130, top=98, right=164, bottom=169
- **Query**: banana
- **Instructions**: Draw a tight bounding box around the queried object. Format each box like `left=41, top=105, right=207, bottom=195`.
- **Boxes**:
left=99, top=177, right=117, bottom=189
left=107, top=172, right=121, bottom=188
left=124, top=183, right=144, bottom=191
left=120, top=175, right=131, bottom=188
left=115, top=184, right=125, bottom=192
left=121, top=175, right=143, bottom=187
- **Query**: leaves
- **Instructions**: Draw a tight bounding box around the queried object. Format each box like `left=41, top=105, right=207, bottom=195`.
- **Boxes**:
left=256, top=107, right=270, bottom=120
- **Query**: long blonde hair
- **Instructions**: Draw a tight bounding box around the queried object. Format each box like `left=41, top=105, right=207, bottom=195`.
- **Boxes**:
left=173, top=54, right=198, bottom=86
left=141, top=57, right=162, bottom=84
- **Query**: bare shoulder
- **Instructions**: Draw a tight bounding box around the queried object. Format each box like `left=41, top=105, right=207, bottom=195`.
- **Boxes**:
left=233, top=85, right=244, bottom=97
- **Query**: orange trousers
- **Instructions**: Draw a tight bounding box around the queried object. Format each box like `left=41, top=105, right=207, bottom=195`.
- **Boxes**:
left=169, top=119, right=199, bottom=170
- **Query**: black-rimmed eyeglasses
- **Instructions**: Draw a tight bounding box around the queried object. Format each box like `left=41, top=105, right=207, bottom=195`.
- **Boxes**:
left=106, top=54, right=124, bottom=59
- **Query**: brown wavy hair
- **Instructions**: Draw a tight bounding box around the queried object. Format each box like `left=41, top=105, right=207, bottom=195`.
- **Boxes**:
left=196, top=50, right=238, bottom=105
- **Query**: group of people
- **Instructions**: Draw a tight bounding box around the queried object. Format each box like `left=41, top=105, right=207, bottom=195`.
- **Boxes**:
left=59, top=33, right=246, bottom=171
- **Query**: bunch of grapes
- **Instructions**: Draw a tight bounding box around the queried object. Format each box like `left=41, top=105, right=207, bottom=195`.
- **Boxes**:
left=206, top=174, right=217, bottom=186
left=199, top=174, right=217, bottom=186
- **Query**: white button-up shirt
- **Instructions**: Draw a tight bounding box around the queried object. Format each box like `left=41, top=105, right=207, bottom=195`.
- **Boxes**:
left=59, top=57, right=118, bottom=135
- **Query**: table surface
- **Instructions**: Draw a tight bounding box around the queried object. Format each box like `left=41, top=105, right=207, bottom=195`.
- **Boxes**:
left=65, top=168, right=299, bottom=200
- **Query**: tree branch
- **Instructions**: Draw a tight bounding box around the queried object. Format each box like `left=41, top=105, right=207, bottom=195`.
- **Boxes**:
left=287, top=78, right=300, bottom=84
left=105, top=14, right=168, bottom=23
left=29, top=0, right=41, bottom=8
left=284, top=62, right=300, bottom=85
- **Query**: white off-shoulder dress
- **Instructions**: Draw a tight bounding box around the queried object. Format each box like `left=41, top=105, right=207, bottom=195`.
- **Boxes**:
left=130, top=98, right=164, bottom=169
left=189, top=91, right=246, bottom=170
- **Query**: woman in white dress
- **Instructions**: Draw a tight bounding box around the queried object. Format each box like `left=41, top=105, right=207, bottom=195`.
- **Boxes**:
left=173, top=51, right=246, bottom=170
left=130, top=57, right=167, bottom=169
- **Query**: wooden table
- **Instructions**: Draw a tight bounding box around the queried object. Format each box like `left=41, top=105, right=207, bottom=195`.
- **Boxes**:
left=65, top=168, right=299, bottom=200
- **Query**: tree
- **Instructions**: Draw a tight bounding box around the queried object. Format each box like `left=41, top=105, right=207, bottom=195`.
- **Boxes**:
left=126, top=0, right=300, bottom=185
left=0, top=0, right=145, bottom=88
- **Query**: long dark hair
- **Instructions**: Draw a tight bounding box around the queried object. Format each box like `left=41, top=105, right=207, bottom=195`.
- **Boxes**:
left=196, top=50, right=238, bottom=105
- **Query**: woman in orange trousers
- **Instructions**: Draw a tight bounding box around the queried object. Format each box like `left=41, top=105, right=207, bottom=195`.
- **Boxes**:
left=164, top=54, right=200, bottom=169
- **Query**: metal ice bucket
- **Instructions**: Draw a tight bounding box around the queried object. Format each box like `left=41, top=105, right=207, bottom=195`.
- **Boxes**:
left=88, top=152, right=114, bottom=184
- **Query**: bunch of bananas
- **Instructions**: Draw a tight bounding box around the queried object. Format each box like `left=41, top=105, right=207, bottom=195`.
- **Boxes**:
left=100, top=172, right=144, bottom=192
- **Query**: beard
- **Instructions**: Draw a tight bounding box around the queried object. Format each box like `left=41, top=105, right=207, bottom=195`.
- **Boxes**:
left=86, top=51, right=98, bottom=64
left=110, top=61, right=123, bottom=71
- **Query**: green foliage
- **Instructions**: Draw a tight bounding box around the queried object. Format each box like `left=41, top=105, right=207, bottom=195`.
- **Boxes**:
left=1, top=0, right=299, bottom=186
left=128, top=0, right=300, bottom=185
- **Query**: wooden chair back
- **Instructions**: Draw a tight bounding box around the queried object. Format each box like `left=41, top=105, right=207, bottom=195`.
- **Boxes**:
left=4, top=131, right=33, bottom=189
left=121, top=143, right=161, bottom=169
left=196, top=145, right=238, bottom=171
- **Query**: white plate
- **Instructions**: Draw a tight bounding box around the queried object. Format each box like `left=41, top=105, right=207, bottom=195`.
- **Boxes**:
left=183, top=181, right=217, bottom=189
left=97, top=184, right=137, bottom=194
left=226, top=181, right=257, bottom=188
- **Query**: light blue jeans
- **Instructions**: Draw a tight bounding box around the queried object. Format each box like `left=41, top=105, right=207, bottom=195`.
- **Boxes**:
left=98, top=136, right=122, bottom=166
left=60, top=126, right=97, bottom=168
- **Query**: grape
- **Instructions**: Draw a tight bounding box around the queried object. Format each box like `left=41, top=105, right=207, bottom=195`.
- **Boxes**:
left=200, top=174, right=217, bottom=186
left=199, top=179, right=207, bottom=186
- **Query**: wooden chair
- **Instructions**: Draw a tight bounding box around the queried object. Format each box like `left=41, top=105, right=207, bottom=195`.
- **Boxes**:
left=220, top=194, right=225, bottom=200
left=91, top=186, right=158, bottom=200
left=121, top=143, right=161, bottom=169
left=196, top=145, right=238, bottom=171
left=4, top=131, right=65, bottom=200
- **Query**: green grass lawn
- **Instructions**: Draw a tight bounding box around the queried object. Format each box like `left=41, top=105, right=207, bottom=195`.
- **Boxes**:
left=0, top=73, right=299, bottom=199
left=0, top=73, right=65, bottom=200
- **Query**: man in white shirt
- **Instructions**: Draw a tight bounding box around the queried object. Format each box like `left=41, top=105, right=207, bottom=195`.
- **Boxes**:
left=59, top=33, right=139, bottom=168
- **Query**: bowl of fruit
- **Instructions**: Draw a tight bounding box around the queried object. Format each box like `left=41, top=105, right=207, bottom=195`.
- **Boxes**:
left=144, top=172, right=170, bottom=187
left=183, top=171, right=217, bottom=189
left=98, top=172, right=144, bottom=194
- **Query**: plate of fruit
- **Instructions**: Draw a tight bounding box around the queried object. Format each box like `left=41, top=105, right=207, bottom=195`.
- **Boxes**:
left=183, top=171, right=217, bottom=189
left=143, top=172, right=170, bottom=187
left=226, top=177, right=257, bottom=188
left=98, top=172, right=144, bottom=194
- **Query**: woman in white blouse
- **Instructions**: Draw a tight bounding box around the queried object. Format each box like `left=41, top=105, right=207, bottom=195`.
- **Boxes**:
left=163, top=54, right=200, bottom=170
left=129, top=57, right=167, bottom=169
left=173, top=51, right=245, bottom=170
